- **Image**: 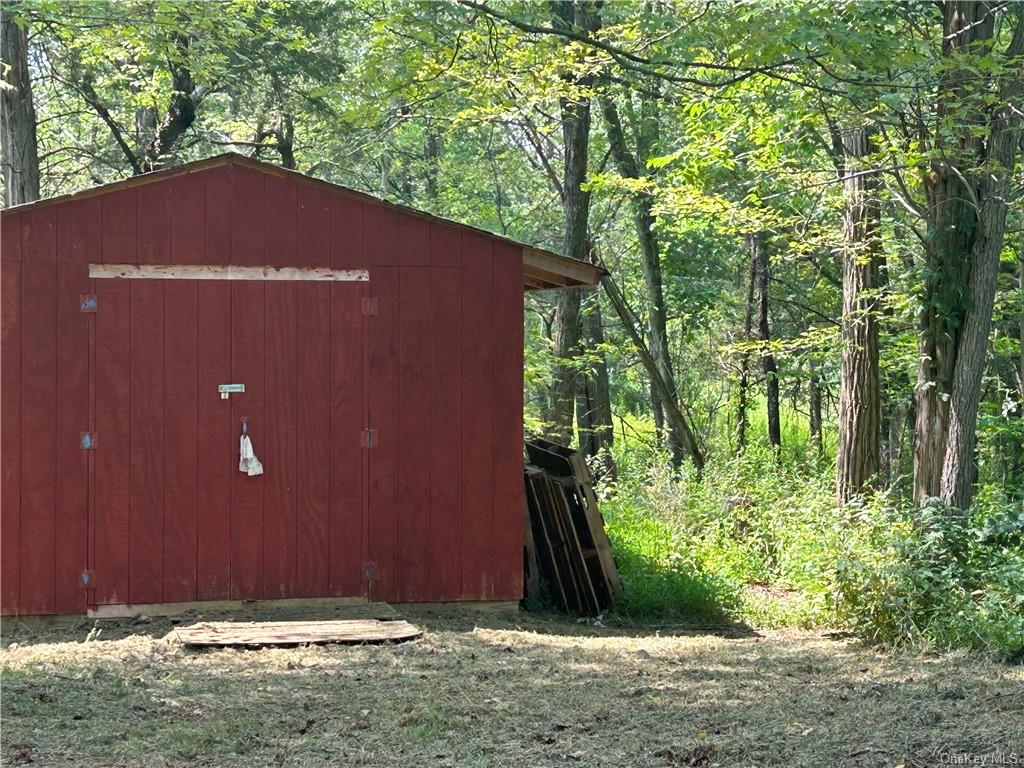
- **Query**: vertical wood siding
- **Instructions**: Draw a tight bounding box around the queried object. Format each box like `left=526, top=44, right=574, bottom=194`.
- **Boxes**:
left=0, top=158, right=526, bottom=614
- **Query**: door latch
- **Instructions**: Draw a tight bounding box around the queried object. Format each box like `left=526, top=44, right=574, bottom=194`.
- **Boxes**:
left=218, top=383, right=245, bottom=400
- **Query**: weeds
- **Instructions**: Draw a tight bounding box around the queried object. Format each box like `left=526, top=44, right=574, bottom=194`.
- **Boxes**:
left=599, top=420, right=1024, bottom=656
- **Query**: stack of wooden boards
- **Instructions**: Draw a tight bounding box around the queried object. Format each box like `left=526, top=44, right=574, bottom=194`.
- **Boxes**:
left=523, top=440, right=622, bottom=615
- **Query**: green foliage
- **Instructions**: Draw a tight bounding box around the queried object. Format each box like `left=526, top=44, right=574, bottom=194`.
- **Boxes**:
left=603, top=433, right=838, bottom=627
left=834, top=498, right=1024, bottom=656
left=14, top=0, right=1024, bottom=658
left=603, top=495, right=741, bottom=622
left=603, top=424, right=1024, bottom=656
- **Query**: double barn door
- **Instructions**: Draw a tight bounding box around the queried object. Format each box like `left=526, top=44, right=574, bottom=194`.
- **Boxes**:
left=88, top=273, right=368, bottom=607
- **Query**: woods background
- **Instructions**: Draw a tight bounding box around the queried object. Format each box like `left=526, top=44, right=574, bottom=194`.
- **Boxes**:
left=2, top=0, right=1022, bottom=653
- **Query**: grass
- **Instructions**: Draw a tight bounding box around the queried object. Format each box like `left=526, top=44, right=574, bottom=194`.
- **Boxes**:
left=3, top=605, right=1023, bottom=767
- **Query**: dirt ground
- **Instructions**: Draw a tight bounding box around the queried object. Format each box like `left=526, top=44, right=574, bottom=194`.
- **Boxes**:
left=1, top=604, right=1021, bottom=768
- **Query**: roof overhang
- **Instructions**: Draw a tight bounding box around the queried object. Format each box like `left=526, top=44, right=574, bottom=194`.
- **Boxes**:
left=522, top=247, right=605, bottom=291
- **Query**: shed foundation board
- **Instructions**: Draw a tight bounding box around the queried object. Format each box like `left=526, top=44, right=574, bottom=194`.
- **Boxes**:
left=174, top=618, right=421, bottom=646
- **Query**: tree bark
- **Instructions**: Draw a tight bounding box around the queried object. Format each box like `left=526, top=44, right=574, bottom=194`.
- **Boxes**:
left=939, top=85, right=1022, bottom=508
left=1, top=4, right=40, bottom=205
left=424, top=123, right=440, bottom=202
left=751, top=232, right=781, bottom=453
left=577, top=286, right=616, bottom=480
left=548, top=0, right=600, bottom=446
left=276, top=112, right=296, bottom=170
left=1019, top=242, right=1024, bottom=404
left=650, top=381, right=665, bottom=437
left=142, top=34, right=198, bottom=170
left=914, top=3, right=1024, bottom=508
left=809, top=368, right=824, bottom=460
left=736, top=249, right=757, bottom=454
left=836, top=125, right=883, bottom=504
left=551, top=287, right=583, bottom=446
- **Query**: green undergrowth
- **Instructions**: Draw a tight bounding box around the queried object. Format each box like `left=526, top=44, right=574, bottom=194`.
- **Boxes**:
left=598, top=418, right=1024, bottom=656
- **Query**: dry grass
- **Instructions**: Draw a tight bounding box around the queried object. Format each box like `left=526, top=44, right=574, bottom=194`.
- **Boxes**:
left=2, top=605, right=1021, bottom=767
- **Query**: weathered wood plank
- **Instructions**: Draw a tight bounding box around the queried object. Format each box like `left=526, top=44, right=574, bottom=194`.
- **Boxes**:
left=175, top=618, right=421, bottom=647
left=89, top=264, right=368, bottom=282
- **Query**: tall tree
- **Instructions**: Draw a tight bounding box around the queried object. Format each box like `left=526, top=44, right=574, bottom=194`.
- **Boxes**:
left=1, top=2, right=40, bottom=205
left=914, top=2, right=1024, bottom=508
left=836, top=125, right=882, bottom=504
left=600, top=88, right=691, bottom=467
left=577, top=282, right=616, bottom=479
left=735, top=245, right=757, bottom=454
left=751, top=232, right=782, bottom=452
left=548, top=0, right=601, bottom=446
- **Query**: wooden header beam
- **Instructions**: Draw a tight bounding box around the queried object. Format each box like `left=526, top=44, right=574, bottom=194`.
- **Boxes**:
left=89, top=264, right=369, bottom=282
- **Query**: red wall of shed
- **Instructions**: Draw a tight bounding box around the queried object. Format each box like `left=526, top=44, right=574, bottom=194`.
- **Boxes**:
left=0, top=159, right=525, bottom=615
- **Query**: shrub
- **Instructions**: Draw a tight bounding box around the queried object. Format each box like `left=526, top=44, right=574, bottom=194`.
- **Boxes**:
left=834, top=497, right=1024, bottom=656
left=600, top=423, right=1024, bottom=655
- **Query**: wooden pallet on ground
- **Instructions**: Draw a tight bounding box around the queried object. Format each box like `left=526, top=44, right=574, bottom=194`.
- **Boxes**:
left=174, top=618, right=421, bottom=647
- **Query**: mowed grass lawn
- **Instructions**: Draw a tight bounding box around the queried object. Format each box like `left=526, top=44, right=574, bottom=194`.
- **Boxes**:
left=2, top=605, right=1021, bottom=767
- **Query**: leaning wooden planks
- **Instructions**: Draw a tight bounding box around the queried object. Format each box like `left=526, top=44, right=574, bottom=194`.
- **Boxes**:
left=523, top=441, right=622, bottom=615
left=175, top=618, right=421, bottom=647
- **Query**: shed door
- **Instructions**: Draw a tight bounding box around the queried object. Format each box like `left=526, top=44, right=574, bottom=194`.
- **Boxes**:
left=90, top=275, right=368, bottom=606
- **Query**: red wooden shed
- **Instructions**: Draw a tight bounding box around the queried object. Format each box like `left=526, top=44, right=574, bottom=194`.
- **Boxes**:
left=0, top=154, right=601, bottom=616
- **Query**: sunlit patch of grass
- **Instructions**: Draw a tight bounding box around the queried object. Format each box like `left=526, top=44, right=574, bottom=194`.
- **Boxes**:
left=603, top=502, right=741, bottom=622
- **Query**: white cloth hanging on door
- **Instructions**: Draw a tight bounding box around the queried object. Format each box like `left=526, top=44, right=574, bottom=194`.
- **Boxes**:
left=239, top=434, right=263, bottom=476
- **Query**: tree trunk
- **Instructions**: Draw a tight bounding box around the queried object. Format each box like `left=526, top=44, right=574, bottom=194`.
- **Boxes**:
left=836, top=125, right=883, bottom=504
left=547, top=0, right=600, bottom=446
left=550, top=287, right=583, bottom=446
left=577, top=286, right=616, bottom=480
left=599, top=93, right=687, bottom=466
left=809, top=368, right=824, bottom=460
left=1019, top=242, right=1024, bottom=404
left=939, top=100, right=1022, bottom=508
left=142, top=34, right=197, bottom=170
left=751, top=233, right=781, bottom=452
left=914, top=3, right=1023, bottom=508
left=277, top=112, right=296, bottom=170
left=1, top=4, right=40, bottom=205
left=651, top=382, right=665, bottom=437
left=424, top=123, right=440, bottom=202
left=601, top=272, right=705, bottom=472
left=736, top=249, right=757, bottom=454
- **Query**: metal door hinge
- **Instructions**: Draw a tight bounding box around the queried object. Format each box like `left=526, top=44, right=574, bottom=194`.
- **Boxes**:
left=80, top=432, right=97, bottom=450
left=361, top=297, right=378, bottom=316
left=360, top=428, right=377, bottom=448
left=80, top=294, right=98, bottom=313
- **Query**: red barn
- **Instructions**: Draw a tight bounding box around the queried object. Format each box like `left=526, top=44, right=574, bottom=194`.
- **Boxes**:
left=0, top=154, right=601, bottom=616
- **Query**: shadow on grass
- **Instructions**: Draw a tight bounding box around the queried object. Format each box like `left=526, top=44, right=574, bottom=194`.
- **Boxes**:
left=1, top=598, right=759, bottom=650
left=2, top=609, right=1017, bottom=768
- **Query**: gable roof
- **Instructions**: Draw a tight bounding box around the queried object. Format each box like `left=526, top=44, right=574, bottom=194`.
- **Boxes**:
left=0, top=153, right=603, bottom=291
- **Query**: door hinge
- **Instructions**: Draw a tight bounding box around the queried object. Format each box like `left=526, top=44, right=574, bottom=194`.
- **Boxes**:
left=361, top=297, right=379, bottom=316
left=80, top=294, right=98, bottom=313
left=360, top=428, right=377, bottom=448
left=80, top=432, right=97, bottom=450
